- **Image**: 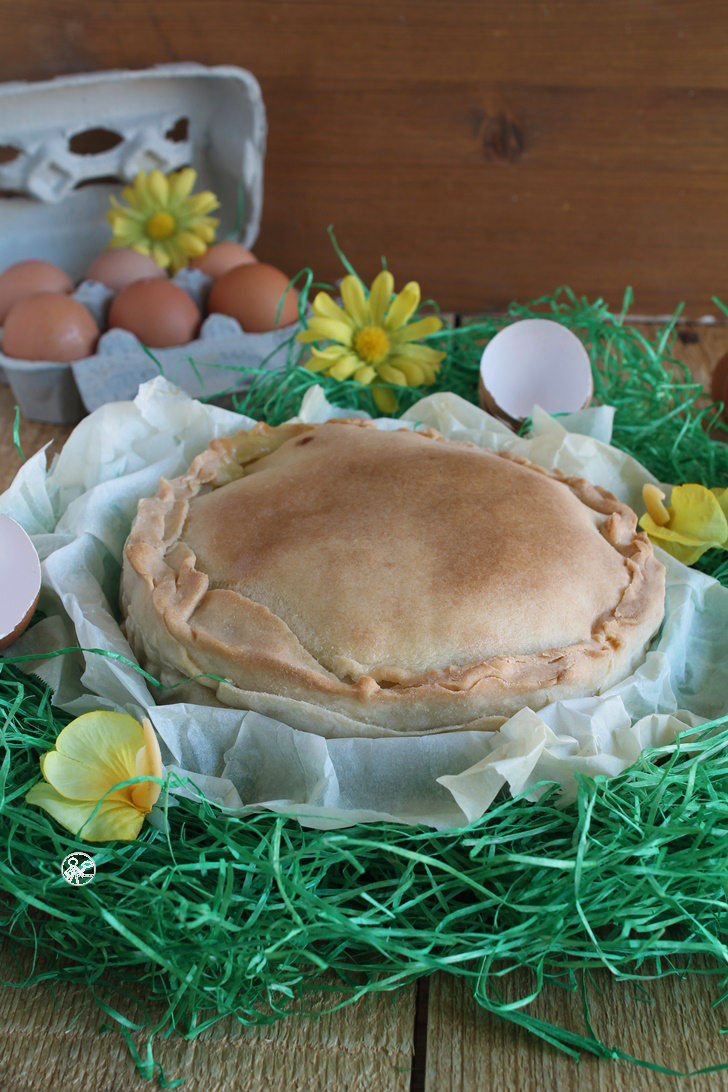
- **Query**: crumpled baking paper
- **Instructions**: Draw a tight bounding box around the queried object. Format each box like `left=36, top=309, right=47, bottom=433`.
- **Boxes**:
left=2, top=377, right=727, bottom=830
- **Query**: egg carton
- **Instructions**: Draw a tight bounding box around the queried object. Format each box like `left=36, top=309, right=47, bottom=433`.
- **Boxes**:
left=1, top=269, right=302, bottom=422
left=0, top=62, right=272, bottom=423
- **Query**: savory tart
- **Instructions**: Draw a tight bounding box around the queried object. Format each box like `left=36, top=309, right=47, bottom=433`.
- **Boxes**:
left=120, top=420, right=665, bottom=737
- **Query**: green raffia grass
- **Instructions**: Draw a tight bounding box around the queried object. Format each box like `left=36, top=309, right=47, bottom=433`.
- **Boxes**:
left=3, top=286, right=728, bottom=1083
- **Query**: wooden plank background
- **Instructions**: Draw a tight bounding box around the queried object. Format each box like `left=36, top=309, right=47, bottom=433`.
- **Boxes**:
left=0, top=1, right=728, bottom=315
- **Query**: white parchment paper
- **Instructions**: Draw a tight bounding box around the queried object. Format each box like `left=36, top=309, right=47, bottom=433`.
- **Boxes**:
left=2, top=377, right=727, bottom=829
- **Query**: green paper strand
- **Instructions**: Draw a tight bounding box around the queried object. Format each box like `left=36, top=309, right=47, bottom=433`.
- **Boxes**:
left=2, top=287, right=728, bottom=1084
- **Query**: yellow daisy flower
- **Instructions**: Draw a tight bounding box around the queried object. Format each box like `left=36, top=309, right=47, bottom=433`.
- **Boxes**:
left=26, top=711, right=164, bottom=842
left=295, top=271, right=446, bottom=413
left=641, top=482, right=728, bottom=565
left=107, top=168, right=220, bottom=273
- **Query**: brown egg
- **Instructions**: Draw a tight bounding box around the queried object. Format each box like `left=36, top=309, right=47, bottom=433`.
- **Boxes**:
left=0, top=260, right=74, bottom=323
left=0, top=514, right=41, bottom=650
left=108, top=278, right=201, bottom=348
left=208, top=263, right=299, bottom=333
left=86, top=249, right=166, bottom=291
left=2, top=294, right=100, bottom=363
left=189, top=241, right=257, bottom=280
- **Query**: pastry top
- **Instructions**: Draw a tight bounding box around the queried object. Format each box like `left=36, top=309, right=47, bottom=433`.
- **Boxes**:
left=120, top=420, right=666, bottom=737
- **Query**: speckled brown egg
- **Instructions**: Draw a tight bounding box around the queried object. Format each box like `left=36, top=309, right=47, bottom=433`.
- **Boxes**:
left=2, top=293, right=100, bottom=363
left=86, top=249, right=166, bottom=291
left=189, top=241, right=257, bottom=279
left=208, top=263, right=299, bottom=332
left=108, top=278, right=201, bottom=348
left=0, top=260, right=74, bottom=323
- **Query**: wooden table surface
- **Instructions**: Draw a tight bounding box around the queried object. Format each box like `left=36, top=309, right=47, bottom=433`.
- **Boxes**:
left=4, top=0, right=728, bottom=317
left=1, top=325, right=727, bottom=1091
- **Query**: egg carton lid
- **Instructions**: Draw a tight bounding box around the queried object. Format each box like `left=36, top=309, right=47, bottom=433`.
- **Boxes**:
left=0, top=63, right=266, bottom=279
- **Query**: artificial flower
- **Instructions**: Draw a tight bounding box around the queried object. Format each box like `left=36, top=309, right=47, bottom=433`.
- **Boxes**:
left=26, top=711, right=164, bottom=842
left=640, top=482, right=728, bottom=565
left=295, top=271, right=446, bottom=413
left=107, top=168, right=219, bottom=273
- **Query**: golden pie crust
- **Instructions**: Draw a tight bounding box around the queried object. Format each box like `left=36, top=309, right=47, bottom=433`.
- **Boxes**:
left=120, top=420, right=666, bottom=737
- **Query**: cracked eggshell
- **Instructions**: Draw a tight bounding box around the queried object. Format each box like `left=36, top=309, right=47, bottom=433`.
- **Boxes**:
left=479, top=318, right=593, bottom=426
left=0, top=515, right=41, bottom=650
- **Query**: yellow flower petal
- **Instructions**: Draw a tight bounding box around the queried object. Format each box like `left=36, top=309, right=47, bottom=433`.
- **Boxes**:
left=297, top=316, right=354, bottom=346
left=373, top=386, right=398, bottom=414
left=109, top=221, right=145, bottom=246
left=388, top=357, right=425, bottom=386
left=305, top=347, right=348, bottom=374
left=340, top=275, right=369, bottom=326
left=187, top=192, right=220, bottom=216
left=152, top=243, right=172, bottom=269
left=368, top=271, right=394, bottom=326
left=639, top=514, right=714, bottom=548
left=26, top=783, right=145, bottom=842
left=329, top=356, right=360, bottom=381
left=378, top=363, right=408, bottom=387
left=42, top=711, right=143, bottom=801
left=312, top=291, right=355, bottom=326
left=131, top=171, right=156, bottom=212
left=108, top=198, right=145, bottom=223
left=131, top=717, right=163, bottom=811
left=668, top=484, right=728, bottom=543
left=644, top=536, right=709, bottom=566
left=147, top=169, right=170, bottom=206
left=354, top=364, right=377, bottom=385
left=385, top=281, right=420, bottom=331
left=176, top=230, right=208, bottom=258
left=305, top=356, right=332, bottom=374
left=393, top=342, right=446, bottom=367
left=310, top=345, right=349, bottom=362
left=42, top=751, right=133, bottom=804
left=391, top=316, right=443, bottom=344
left=168, top=167, right=197, bottom=203
left=711, top=488, right=728, bottom=542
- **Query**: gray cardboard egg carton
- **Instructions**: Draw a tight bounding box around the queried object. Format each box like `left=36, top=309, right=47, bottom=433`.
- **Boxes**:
left=0, top=63, right=290, bottom=424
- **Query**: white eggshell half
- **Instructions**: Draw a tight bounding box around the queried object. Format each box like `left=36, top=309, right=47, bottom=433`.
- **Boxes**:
left=479, top=318, right=593, bottom=421
left=0, top=514, right=41, bottom=649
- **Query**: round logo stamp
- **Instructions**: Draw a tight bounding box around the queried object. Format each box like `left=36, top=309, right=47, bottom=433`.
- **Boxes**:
left=61, top=851, right=96, bottom=886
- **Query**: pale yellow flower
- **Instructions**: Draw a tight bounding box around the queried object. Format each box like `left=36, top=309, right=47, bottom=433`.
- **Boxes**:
left=26, top=711, right=164, bottom=842
left=296, top=271, right=446, bottom=413
left=107, top=168, right=219, bottom=273
left=641, top=482, right=728, bottom=565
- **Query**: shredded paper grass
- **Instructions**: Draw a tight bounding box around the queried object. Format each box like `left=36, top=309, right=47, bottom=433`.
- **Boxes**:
left=1, top=287, right=728, bottom=1083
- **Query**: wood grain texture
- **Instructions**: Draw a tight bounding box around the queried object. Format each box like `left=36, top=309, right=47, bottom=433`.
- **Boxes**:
left=425, top=965, right=728, bottom=1092
left=0, top=943, right=415, bottom=1092
left=1, top=2, right=728, bottom=313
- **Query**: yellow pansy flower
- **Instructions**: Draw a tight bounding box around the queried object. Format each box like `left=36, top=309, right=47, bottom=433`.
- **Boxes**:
left=107, top=168, right=219, bottom=273
left=641, top=482, right=728, bottom=565
left=296, top=271, right=446, bottom=413
left=26, top=712, right=164, bottom=842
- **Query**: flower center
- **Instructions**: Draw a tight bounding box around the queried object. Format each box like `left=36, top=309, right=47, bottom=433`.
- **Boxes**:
left=146, top=211, right=176, bottom=240
left=354, top=325, right=391, bottom=366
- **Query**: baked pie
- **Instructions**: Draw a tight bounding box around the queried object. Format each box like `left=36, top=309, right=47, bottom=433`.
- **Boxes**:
left=120, top=420, right=666, bottom=737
